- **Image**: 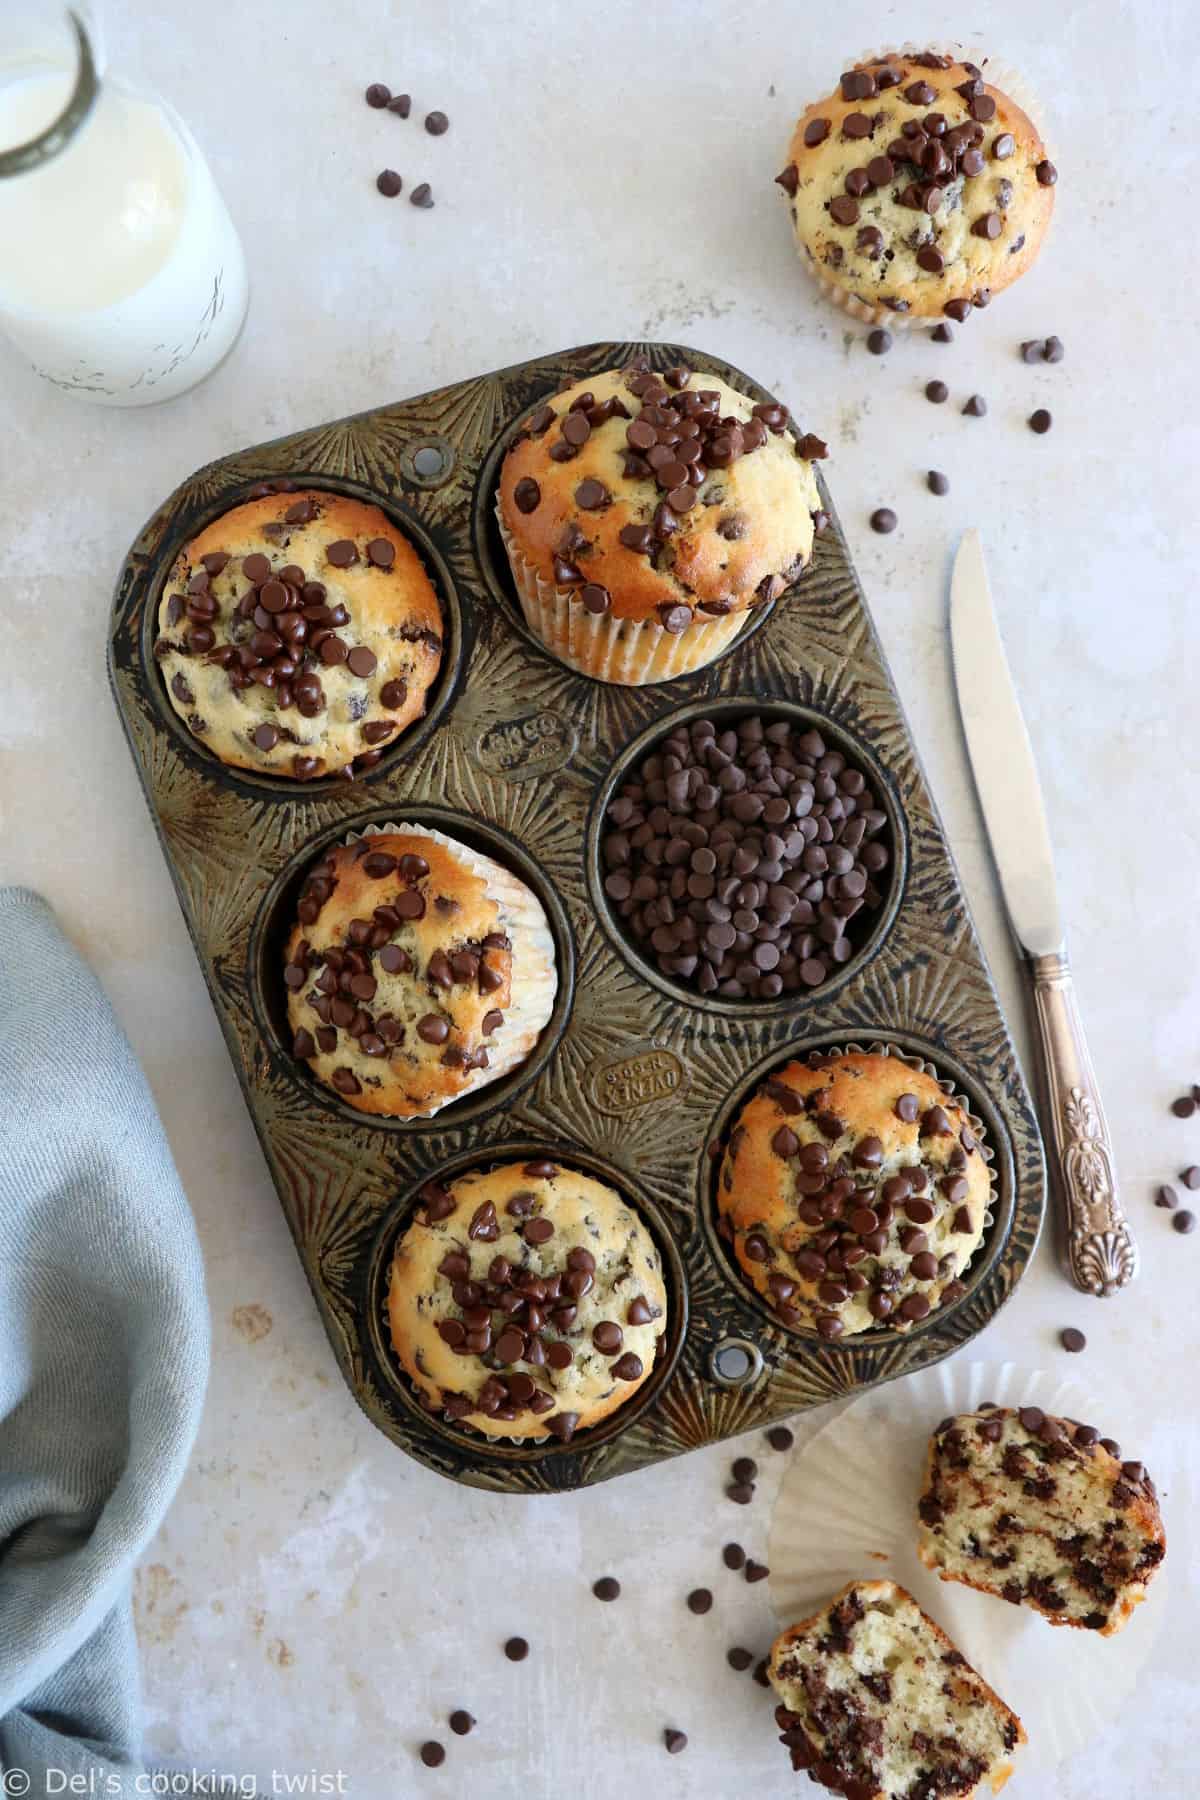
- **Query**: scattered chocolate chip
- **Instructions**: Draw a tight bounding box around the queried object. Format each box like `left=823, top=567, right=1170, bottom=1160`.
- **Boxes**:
left=1044, top=335, right=1065, bottom=363
left=927, top=470, right=949, bottom=495
left=419, top=1742, right=445, bottom=1769
left=723, top=1543, right=746, bottom=1570
left=767, top=1425, right=794, bottom=1452
left=449, top=1711, right=474, bottom=1736
left=504, top=1637, right=529, bottom=1662
left=867, top=329, right=892, bottom=355
left=410, top=182, right=434, bottom=208
left=1060, top=1327, right=1086, bottom=1353
left=727, top=1647, right=754, bottom=1672
left=727, top=1482, right=755, bottom=1505
left=732, top=1456, right=758, bottom=1484
left=925, top=380, right=948, bottom=404
left=663, top=1730, right=688, bottom=1756
left=963, top=394, right=987, bottom=417
left=687, top=1588, right=713, bottom=1615
left=387, top=93, right=411, bottom=117
left=593, top=1577, right=621, bottom=1602
left=1036, top=160, right=1057, bottom=186
left=1174, top=1210, right=1196, bottom=1235
left=1028, top=408, right=1052, bottom=433
left=745, top=1560, right=770, bottom=1583
left=425, top=110, right=449, bottom=135
left=1157, top=1184, right=1178, bottom=1209
left=365, top=83, right=391, bottom=108
left=932, top=323, right=953, bottom=343
left=376, top=169, right=402, bottom=197
left=870, top=507, right=897, bottom=533
left=1172, top=1095, right=1196, bottom=1118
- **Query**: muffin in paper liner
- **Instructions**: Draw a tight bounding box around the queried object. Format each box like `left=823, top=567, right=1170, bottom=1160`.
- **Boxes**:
left=284, top=820, right=557, bottom=1119
left=715, top=1041, right=996, bottom=1338
left=382, top=1158, right=670, bottom=1445
left=497, top=505, right=750, bottom=684
left=766, top=1359, right=1174, bottom=1780
left=783, top=44, right=1055, bottom=331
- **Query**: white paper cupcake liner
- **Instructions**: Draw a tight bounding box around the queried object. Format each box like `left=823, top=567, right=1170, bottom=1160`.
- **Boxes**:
left=340, top=820, right=557, bottom=1120
left=793, top=43, right=1053, bottom=332
left=496, top=506, right=750, bottom=685
left=767, top=1359, right=1172, bottom=1779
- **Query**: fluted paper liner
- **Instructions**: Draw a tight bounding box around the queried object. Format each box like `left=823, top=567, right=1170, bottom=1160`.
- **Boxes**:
left=767, top=1359, right=1170, bottom=1778
left=496, top=506, right=750, bottom=685
left=791, top=43, right=1053, bottom=331
left=340, top=820, right=557, bottom=1120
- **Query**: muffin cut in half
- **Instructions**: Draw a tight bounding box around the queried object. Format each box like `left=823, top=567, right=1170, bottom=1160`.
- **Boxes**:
left=917, top=1406, right=1166, bottom=1635
left=769, top=1580, right=1025, bottom=1798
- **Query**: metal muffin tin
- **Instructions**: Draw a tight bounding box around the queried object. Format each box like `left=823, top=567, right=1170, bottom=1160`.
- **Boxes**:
left=107, top=339, right=1045, bottom=1493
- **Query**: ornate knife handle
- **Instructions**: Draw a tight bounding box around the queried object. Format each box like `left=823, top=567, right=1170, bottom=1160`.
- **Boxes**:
left=1029, top=950, right=1138, bottom=1296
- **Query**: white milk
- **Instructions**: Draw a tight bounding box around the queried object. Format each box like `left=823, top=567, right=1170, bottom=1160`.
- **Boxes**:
left=0, top=68, right=248, bottom=403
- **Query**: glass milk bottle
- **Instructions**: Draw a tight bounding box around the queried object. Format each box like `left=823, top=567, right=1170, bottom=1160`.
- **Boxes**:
left=0, top=6, right=248, bottom=404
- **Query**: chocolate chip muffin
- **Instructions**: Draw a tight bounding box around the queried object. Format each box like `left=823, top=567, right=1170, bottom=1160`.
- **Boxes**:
left=284, top=827, right=556, bottom=1117
left=918, top=1407, right=1167, bottom=1636
left=387, top=1160, right=669, bottom=1441
left=156, top=489, right=442, bottom=780
left=496, top=359, right=828, bottom=684
left=769, top=1581, right=1025, bottom=1798
left=716, top=1052, right=990, bottom=1337
left=776, top=51, right=1056, bottom=325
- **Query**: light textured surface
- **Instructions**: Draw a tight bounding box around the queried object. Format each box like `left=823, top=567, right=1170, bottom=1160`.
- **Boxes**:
left=0, top=2, right=1196, bottom=1796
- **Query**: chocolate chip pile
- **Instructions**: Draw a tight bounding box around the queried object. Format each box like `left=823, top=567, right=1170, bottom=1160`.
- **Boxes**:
left=513, top=358, right=827, bottom=632
left=288, top=847, right=509, bottom=1093
left=415, top=1169, right=657, bottom=1442
left=602, top=714, right=890, bottom=999
left=162, top=499, right=405, bottom=782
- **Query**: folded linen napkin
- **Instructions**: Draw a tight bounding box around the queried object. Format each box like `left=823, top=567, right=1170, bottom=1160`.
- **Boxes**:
left=0, top=889, right=210, bottom=1799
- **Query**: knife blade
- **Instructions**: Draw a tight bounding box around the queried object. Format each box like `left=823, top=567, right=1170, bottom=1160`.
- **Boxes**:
left=949, top=529, right=1063, bottom=956
left=949, top=529, right=1138, bottom=1296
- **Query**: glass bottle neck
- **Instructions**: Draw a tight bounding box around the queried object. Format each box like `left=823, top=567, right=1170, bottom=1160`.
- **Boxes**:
left=0, top=9, right=98, bottom=179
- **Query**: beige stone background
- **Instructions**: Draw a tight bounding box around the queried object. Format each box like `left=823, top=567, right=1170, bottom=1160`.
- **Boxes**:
left=1, top=0, right=1196, bottom=1795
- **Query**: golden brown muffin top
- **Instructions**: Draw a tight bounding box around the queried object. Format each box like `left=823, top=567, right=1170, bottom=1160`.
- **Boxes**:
left=156, top=489, right=442, bottom=781
left=778, top=51, right=1055, bottom=321
left=498, top=363, right=826, bottom=628
left=717, top=1052, right=990, bottom=1337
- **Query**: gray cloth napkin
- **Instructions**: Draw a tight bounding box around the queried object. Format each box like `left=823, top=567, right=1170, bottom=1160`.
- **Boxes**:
left=0, top=889, right=210, bottom=1799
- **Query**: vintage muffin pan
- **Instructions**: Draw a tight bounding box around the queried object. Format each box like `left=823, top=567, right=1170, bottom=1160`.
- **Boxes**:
left=107, top=339, right=1045, bottom=1493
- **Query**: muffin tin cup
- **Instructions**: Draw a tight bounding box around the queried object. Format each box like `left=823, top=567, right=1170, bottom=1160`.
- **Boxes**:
left=700, top=1037, right=1006, bottom=1345
left=362, top=1140, right=690, bottom=1466
left=108, top=338, right=1045, bottom=1493
left=790, top=43, right=1054, bottom=333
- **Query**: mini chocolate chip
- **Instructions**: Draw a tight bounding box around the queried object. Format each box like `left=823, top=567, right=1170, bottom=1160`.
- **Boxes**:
left=449, top=1710, right=474, bottom=1736
left=767, top=1425, right=794, bottom=1452
left=1029, top=408, right=1052, bottom=433
left=687, top=1588, right=713, bottom=1615
left=870, top=507, right=897, bottom=533
left=593, top=1577, right=621, bottom=1601
left=504, top=1637, right=529, bottom=1661
left=419, top=1742, right=445, bottom=1769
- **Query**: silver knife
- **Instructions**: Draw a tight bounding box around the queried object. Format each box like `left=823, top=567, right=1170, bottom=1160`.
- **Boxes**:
left=950, top=529, right=1137, bottom=1296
